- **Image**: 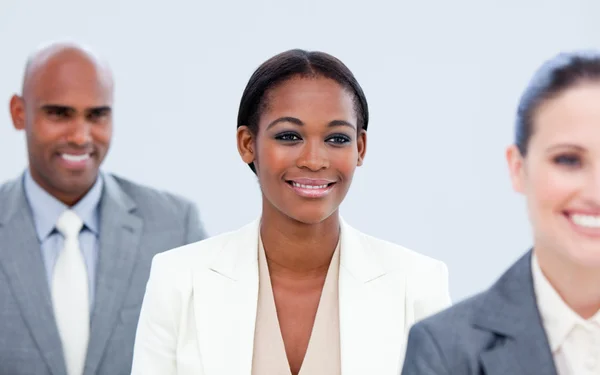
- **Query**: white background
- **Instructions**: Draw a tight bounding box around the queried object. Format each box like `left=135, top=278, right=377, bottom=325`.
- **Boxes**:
left=1, top=0, right=599, bottom=301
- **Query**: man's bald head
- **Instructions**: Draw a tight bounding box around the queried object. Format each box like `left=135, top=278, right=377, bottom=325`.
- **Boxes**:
left=21, top=42, right=114, bottom=100
left=10, top=41, right=114, bottom=206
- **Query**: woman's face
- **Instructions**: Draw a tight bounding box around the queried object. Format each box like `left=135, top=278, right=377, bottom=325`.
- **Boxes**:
left=507, top=82, right=600, bottom=269
left=238, top=76, right=366, bottom=224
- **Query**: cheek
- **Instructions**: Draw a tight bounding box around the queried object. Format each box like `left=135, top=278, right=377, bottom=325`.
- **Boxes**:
left=527, top=165, right=579, bottom=215
left=28, top=119, right=60, bottom=148
left=256, top=141, right=294, bottom=175
left=92, top=123, right=113, bottom=146
left=330, top=148, right=358, bottom=179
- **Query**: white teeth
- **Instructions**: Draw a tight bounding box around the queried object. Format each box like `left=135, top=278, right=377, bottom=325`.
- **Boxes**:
left=571, top=214, right=600, bottom=228
left=61, top=153, right=90, bottom=162
left=292, top=182, right=329, bottom=189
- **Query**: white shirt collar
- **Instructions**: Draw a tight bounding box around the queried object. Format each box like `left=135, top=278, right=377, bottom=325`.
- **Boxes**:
left=531, top=253, right=600, bottom=352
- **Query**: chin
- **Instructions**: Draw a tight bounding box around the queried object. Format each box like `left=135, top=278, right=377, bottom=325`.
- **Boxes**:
left=566, top=244, right=600, bottom=269
left=283, top=207, right=338, bottom=226
left=58, top=177, right=96, bottom=194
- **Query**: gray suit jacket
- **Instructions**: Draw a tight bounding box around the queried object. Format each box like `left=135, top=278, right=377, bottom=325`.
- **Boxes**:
left=401, top=251, right=559, bottom=375
left=0, top=173, right=207, bottom=375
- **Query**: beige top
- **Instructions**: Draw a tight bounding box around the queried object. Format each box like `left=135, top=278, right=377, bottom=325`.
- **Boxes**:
left=251, top=237, right=342, bottom=375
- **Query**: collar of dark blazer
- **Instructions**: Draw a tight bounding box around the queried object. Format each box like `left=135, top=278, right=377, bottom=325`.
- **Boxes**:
left=473, top=250, right=541, bottom=335
left=472, top=250, right=558, bottom=375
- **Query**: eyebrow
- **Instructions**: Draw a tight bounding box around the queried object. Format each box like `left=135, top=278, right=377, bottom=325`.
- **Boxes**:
left=40, top=104, right=112, bottom=114
left=265, top=116, right=356, bottom=130
left=87, top=106, right=112, bottom=114
left=40, top=104, right=73, bottom=112
left=545, top=143, right=586, bottom=153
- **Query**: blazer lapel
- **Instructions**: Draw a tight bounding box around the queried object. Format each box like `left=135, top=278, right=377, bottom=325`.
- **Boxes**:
left=479, top=339, right=555, bottom=375
left=0, top=177, right=67, bottom=375
left=193, top=219, right=260, bottom=375
left=84, top=175, right=143, bottom=375
left=338, top=219, right=406, bottom=375
left=474, top=251, right=558, bottom=375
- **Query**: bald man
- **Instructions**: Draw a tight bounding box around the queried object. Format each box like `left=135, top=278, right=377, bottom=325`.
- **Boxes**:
left=0, top=42, right=207, bottom=375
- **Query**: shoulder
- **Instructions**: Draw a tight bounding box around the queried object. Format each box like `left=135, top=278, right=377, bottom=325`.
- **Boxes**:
left=0, top=175, right=26, bottom=221
left=346, top=222, right=451, bottom=319
left=415, top=292, right=485, bottom=334
left=408, top=289, right=495, bottom=360
left=148, top=223, right=249, bottom=280
left=402, top=290, right=496, bottom=373
left=0, top=175, right=21, bottom=197
left=106, top=173, right=197, bottom=216
left=352, top=225, right=448, bottom=279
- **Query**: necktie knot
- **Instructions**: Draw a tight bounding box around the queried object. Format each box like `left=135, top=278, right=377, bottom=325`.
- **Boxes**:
left=56, top=210, right=83, bottom=239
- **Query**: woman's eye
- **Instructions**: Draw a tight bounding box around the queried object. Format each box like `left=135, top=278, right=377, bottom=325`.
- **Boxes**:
left=327, top=135, right=351, bottom=144
left=554, top=154, right=581, bottom=167
left=275, top=133, right=301, bottom=142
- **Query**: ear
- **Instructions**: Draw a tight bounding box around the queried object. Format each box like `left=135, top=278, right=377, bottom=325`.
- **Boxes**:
left=10, top=95, right=26, bottom=131
left=356, top=129, right=367, bottom=166
left=506, top=144, right=526, bottom=194
left=237, top=125, right=256, bottom=165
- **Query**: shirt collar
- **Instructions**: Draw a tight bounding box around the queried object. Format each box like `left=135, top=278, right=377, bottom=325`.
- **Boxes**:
left=23, top=170, right=104, bottom=241
left=531, top=253, right=600, bottom=352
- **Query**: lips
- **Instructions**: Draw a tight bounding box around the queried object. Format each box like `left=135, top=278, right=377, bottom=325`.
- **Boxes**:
left=285, top=178, right=336, bottom=198
left=566, top=211, right=600, bottom=229
left=61, top=153, right=91, bottom=162
left=563, top=210, right=600, bottom=238
left=56, top=151, right=93, bottom=170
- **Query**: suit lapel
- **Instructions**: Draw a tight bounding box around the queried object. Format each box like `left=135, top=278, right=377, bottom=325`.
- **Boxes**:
left=474, top=251, right=558, bottom=375
left=191, top=218, right=407, bottom=374
left=338, top=219, right=406, bottom=375
left=193, top=220, right=260, bottom=375
left=84, top=175, right=143, bottom=375
left=479, top=337, right=556, bottom=375
left=0, top=177, right=67, bottom=375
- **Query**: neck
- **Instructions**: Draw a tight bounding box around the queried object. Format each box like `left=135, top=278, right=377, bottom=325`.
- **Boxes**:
left=535, top=248, right=600, bottom=319
left=29, top=169, right=93, bottom=207
left=260, top=206, right=340, bottom=278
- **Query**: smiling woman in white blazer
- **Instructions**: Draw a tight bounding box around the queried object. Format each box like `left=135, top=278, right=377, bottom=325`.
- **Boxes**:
left=131, top=49, right=451, bottom=375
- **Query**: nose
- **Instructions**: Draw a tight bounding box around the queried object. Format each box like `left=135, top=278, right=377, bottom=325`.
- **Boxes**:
left=578, top=164, right=600, bottom=207
left=297, top=139, right=329, bottom=171
left=66, top=117, right=92, bottom=146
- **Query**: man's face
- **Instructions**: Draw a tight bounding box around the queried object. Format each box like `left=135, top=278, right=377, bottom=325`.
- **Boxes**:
left=11, top=50, right=113, bottom=205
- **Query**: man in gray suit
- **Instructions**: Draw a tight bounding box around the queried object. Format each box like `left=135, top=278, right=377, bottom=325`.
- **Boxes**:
left=0, top=42, right=207, bottom=375
left=401, top=251, right=557, bottom=375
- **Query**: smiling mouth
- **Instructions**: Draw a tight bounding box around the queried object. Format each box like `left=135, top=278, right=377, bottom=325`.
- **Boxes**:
left=567, top=213, right=600, bottom=229
left=56, top=152, right=94, bottom=170
left=285, top=180, right=336, bottom=198
left=562, top=211, right=600, bottom=239
left=288, top=181, right=334, bottom=189
left=60, top=153, right=91, bottom=162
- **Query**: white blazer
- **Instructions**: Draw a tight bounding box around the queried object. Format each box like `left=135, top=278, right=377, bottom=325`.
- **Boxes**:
left=131, top=218, right=451, bottom=375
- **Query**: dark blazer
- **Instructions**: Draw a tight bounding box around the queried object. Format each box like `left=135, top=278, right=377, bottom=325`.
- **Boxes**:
left=401, top=251, right=559, bottom=375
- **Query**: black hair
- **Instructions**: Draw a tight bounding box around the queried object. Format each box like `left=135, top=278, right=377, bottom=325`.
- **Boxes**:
left=237, top=49, right=369, bottom=173
left=516, top=51, right=600, bottom=155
